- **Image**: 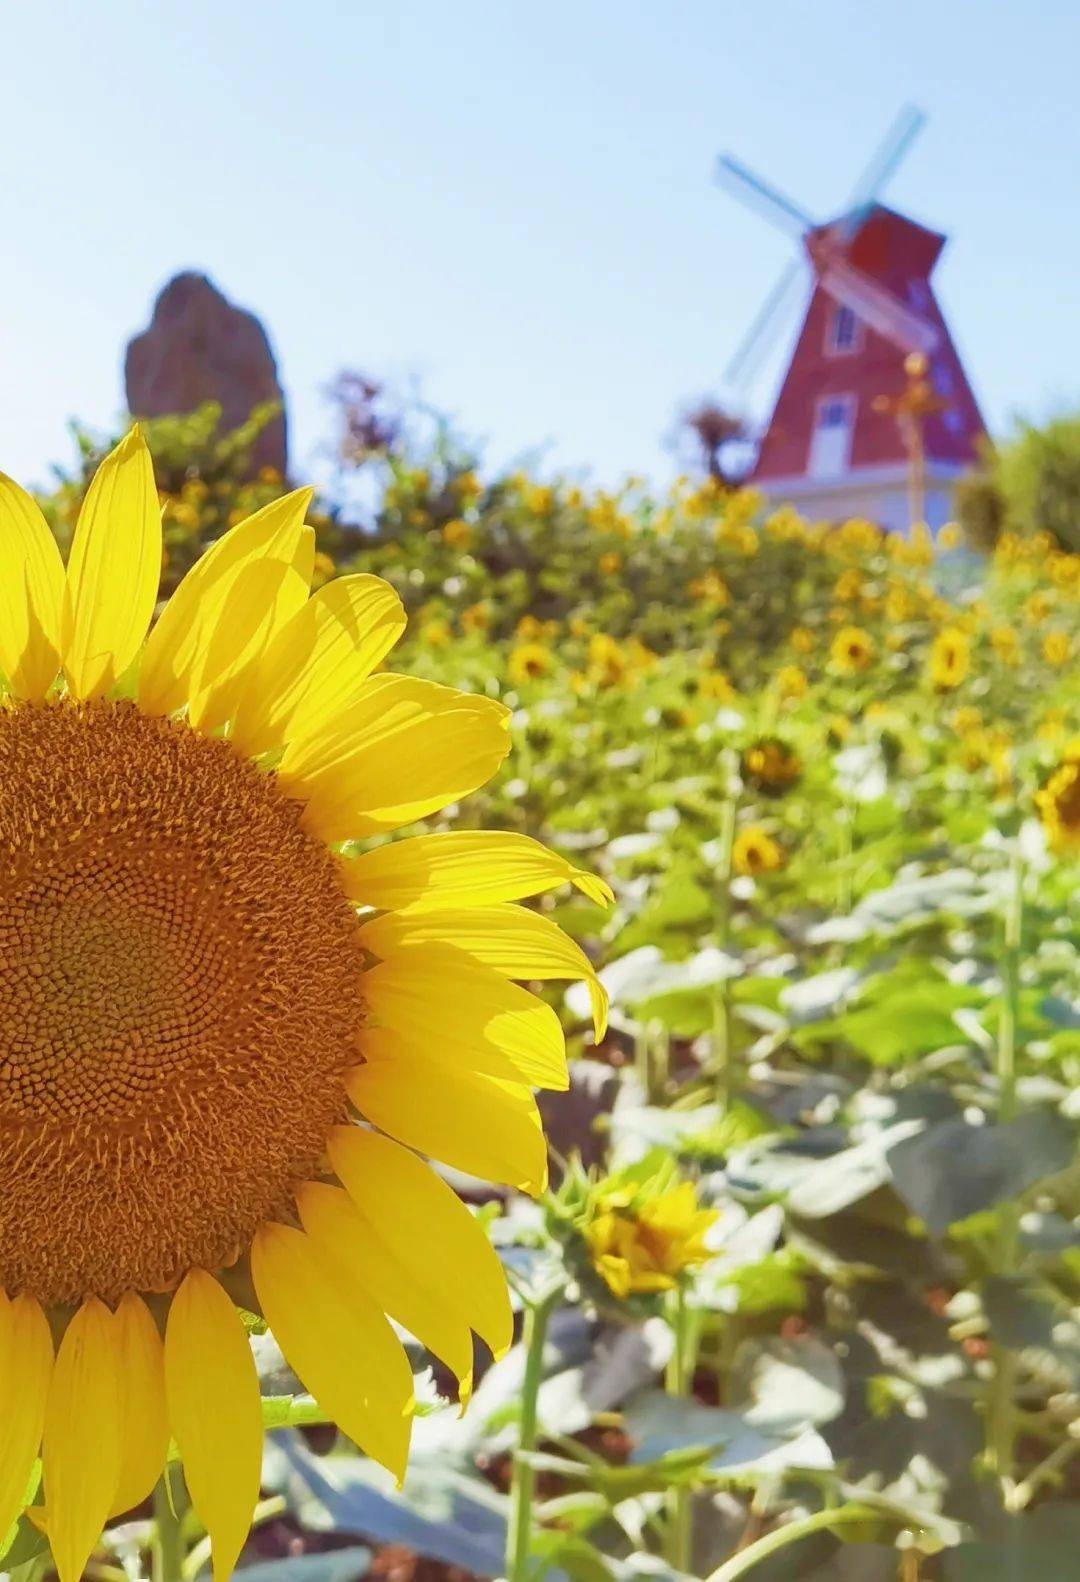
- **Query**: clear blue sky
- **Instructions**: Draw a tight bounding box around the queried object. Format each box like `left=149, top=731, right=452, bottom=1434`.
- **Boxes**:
left=2, top=0, right=1077, bottom=492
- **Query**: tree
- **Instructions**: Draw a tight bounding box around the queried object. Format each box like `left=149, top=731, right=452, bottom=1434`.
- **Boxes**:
left=669, top=398, right=749, bottom=487
left=956, top=411, right=1080, bottom=552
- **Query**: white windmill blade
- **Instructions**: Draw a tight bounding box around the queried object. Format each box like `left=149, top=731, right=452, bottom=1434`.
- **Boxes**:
left=723, top=256, right=805, bottom=387
left=715, top=154, right=816, bottom=239
left=818, top=257, right=938, bottom=355
left=837, top=104, right=927, bottom=239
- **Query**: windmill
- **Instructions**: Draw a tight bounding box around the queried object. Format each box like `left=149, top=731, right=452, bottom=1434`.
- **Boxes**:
left=716, top=107, right=985, bottom=532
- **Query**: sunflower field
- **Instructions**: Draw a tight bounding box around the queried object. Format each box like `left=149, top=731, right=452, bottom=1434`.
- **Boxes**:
left=11, top=403, right=1080, bottom=1582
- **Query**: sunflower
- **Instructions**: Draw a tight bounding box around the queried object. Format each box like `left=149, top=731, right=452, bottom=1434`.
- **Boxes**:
left=829, top=625, right=875, bottom=675
left=1036, top=742, right=1080, bottom=850
left=507, top=640, right=553, bottom=686
left=1042, top=629, right=1072, bottom=668
left=582, top=1178, right=716, bottom=1300
left=928, top=626, right=971, bottom=690
left=731, top=825, right=783, bottom=877
left=774, top=664, right=808, bottom=701
left=0, top=431, right=611, bottom=1582
left=742, top=736, right=801, bottom=796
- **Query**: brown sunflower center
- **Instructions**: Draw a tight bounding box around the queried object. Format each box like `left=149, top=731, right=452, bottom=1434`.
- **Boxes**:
left=0, top=699, right=366, bottom=1304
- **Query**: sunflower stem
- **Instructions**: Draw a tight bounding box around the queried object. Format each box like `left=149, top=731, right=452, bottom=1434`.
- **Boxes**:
left=713, top=794, right=737, bottom=1113
left=701, top=1503, right=876, bottom=1582
left=663, top=1284, right=698, bottom=1572
left=152, top=1475, right=186, bottom=1582
left=505, top=1284, right=560, bottom=1582
left=986, top=843, right=1024, bottom=1497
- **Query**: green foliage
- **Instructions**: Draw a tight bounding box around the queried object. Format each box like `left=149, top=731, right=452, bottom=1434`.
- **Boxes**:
left=957, top=409, right=1080, bottom=552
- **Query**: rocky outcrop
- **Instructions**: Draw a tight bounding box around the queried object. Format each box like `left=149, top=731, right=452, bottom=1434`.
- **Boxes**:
left=125, top=273, right=287, bottom=477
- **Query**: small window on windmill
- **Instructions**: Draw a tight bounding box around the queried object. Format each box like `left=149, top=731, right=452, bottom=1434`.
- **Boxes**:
left=826, top=303, right=861, bottom=356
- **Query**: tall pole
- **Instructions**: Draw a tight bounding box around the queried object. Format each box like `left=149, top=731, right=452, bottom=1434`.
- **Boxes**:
left=873, top=351, right=947, bottom=533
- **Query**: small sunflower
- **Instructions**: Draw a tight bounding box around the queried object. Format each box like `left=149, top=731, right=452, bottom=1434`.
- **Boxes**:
left=1042, top=629, right=1072, bottom=668
left=990, top=626, right=1019, bottom=666
left=928, top=626, right=971, bottom=690
left=742, top=736, right=801, bottom=796
left=829, top=625, right=875, bottom=675
left=583, top=1179, right=716, bottom=1300
left=774, top=664, right=808, bottom=701
left=1036, top=742, right=1080, bottom=850
left=507, top=640, right=553, bottom=686
left=731, top=825, right=784, bottom=877
left=0, top=432, right=611, bottom=1582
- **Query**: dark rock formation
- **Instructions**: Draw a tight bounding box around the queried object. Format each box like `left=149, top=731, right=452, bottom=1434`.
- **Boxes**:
left=125, top=272, right=287, bottom=477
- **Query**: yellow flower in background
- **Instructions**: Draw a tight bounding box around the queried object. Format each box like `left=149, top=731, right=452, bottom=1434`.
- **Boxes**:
left=585, top=1180, right=717, bottom=1299
left=884, top=584, right=913, bottom=623
left=937, top=523, right=963, bottom=550
left=742, top=737, right=801, bottom=796
left=586, top=632, right=628, bottom=688
left=833, top=568, right=862, bottom=602
left=774, top=663, right=808, bottom=700
left=829, top=625, right=876, bottom=674
left=516, top=613, right=557, bottom=641
left=929, top=626, right=971, bottom=689
left=1037, top=708, right=1069, bottom=746
left=1042, top=629, right=1072, bottom=667
left=441, top=517, right=472, bottom=549
left=990, top=626, right=1019, bottom=665
left=0, top=431, right=612, bottom=1582
left=1036, top=742, right=1080, bottom=850
left=1024, top=591, right=1052, bottom=624
left=789, top=626, right=814, bottom=653
left=698, top=669, right=736, bottom=701
left=952, top=706, right=983, bottom=738
left=453, top=470, right=482, bottom=508
left=732, top=825, right=784, bottom=876
left=837, top=518, right=881, bottom=555
left=460, top=602, right=491, bottom=634
left=688, top=568, right=731, bottom=607
left=508, top=641, right=553, bottom=685
left=598, top=550, right=622, bottom=575
left=420, top=616, right=452, bottom=647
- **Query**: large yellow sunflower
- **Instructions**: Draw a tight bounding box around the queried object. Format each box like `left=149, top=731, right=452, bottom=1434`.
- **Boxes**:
left=0, top=431, right=611, bottom=1582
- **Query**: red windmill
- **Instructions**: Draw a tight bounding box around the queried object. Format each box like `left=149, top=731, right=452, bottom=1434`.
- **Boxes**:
left=717, top=108, right=985, bottom=533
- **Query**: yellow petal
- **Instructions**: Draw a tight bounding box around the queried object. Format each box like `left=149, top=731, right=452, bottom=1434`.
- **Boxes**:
left=164, top=1270, right=262, bottom=1582
left=230, top=574, right=406, bottom=757
left=42, top=1298, right=122, bottom=1582
left=0, top=1294, right=53, bottom=1541
left=341, top=830, right=613, bottom=912
left=360, top=905, right=608, bottom=1041
left=189, top=524, right=315, bottom=734
left=347, top=1056, right=548, bottom=1194
left=362, top=943, right=567, bottom=1090
left=62, top=427, right=161, bottom=699
left=295, top=1181, right=473, bottom=1395
left=278, top=676, right=511, bottom=842
left=328, top=1125, right=511, bottom=1365
left=251, top=1222, right=414, bottom=1481
left=111, top=1293, right=168, bottom=1517
left=0, top=472, right=65, bottom=698
left=139, top=488, right=313, bottom=719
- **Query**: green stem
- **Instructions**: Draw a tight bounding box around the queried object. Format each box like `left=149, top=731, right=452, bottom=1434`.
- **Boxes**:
left=714, top=795, right=737, bottom=1112
left=152, top=1476, right=186, bottom=1582
left=986, top=845, right=1024, bottom=1493
left=505, top=1286, right=560, bottom=1582
left=836, top=796, right=854, bottom=914
left=703, top=1504, right=876, bottom=1582
left=664, top=1287, right=697, bottom=1572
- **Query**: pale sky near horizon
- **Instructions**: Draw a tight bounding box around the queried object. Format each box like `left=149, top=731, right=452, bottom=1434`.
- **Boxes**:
left=1, top=0, right=1077, bottom=494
